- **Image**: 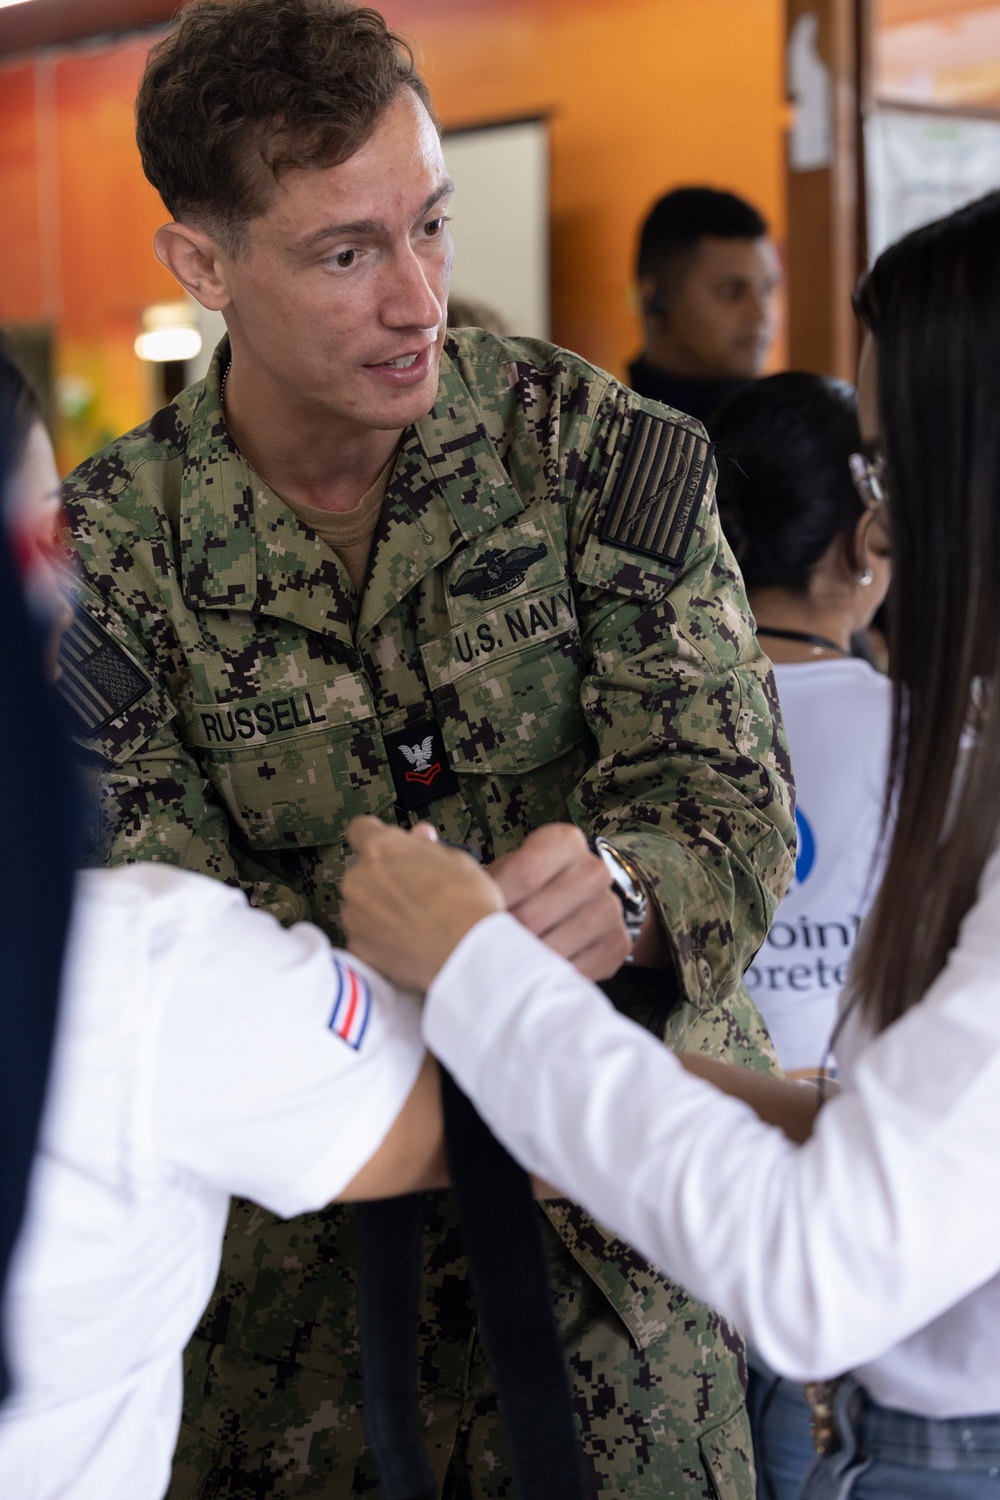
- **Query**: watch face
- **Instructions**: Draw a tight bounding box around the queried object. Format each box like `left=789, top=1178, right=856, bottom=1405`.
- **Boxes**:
left=594, top=837, right=646, bottom=915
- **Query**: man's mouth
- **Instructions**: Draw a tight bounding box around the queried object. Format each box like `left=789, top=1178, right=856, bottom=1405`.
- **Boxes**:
left=367, top=347, right=430, bottom=370
left=363, top=345, right=436, bottom=386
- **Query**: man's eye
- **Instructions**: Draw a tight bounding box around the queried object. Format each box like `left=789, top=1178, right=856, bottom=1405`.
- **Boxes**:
left=335, top=249, right=358, bottom=268
left=424, top=216, right=449, bottom=237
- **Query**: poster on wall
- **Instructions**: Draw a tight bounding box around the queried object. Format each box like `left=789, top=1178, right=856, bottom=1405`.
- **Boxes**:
left=866, top=106, right=1000, bottom=260
left=442, top=117, right=549, bottom=340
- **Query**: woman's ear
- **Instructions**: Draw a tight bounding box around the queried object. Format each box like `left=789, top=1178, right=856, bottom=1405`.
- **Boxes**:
left=848, top=510, right=876, bottom=589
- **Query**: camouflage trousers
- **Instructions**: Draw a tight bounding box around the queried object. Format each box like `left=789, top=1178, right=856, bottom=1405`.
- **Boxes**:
left=168, top=1197, right=754, bottom=1500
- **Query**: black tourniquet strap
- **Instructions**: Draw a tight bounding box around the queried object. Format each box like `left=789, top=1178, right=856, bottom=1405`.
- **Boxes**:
left=355, top=1194, right=436, bottom=1500
left=440, top=1070, right=587, bottom=1499
left=356, top=1074, right=588, bottom=1500
left=600, top=962, right=682, bottom=1038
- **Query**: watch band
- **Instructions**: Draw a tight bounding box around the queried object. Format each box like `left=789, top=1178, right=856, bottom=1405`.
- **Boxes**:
left=589, top=834, right=649, bottom=942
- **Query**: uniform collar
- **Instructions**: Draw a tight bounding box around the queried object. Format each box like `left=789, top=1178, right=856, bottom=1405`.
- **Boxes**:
left=357, top=341, right=526, bottom=637
left=179, top=338, right=525, bottom=642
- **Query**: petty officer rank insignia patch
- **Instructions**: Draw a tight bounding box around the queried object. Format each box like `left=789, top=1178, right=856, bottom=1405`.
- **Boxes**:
left=329, top=958, right=372, bottom=1051
left=58, top=613, right=150, bottom=734
left=598, top=411, right=713, bottom=566
left=384, top=718, right=460, bottom=813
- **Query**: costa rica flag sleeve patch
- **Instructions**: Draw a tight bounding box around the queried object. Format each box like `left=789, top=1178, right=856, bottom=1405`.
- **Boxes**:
left=328, top=959, right=373, bottom=1051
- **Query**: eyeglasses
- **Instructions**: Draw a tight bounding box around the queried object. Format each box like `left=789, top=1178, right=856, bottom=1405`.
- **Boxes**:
left=848, top=450, right=888, bottom=513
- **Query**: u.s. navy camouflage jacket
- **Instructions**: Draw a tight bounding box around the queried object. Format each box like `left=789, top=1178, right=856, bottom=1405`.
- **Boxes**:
left=63, top=330, right=793, bottom=997
left=60, top=329, right=794, bottom=1377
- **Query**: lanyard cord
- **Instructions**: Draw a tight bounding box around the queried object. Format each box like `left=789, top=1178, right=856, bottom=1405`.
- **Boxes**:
left=755, top=626, right=849, bottom=656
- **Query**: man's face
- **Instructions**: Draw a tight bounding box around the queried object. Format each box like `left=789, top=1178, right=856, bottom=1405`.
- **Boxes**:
left=645, top=236, right=782, bottom=381
left=218, top=89, right=453, bottom=435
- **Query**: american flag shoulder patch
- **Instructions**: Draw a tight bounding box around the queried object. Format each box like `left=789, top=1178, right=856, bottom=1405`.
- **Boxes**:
left=58, top=613, right=151, bottom=735
left=598, top=412, right=712, bottom=567
left=328, top=959, right=372, bottom=1051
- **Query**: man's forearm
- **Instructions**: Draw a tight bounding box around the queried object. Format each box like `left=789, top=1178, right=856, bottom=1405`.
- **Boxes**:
left=630, top=902, right=673, bottom=968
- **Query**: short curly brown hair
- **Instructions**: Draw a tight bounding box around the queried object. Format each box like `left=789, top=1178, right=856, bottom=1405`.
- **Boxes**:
left=135, top=0, right=437, bottom=251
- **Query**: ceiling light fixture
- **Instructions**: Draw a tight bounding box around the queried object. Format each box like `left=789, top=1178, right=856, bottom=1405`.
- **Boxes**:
left=134, top=302, right=203, bottom=364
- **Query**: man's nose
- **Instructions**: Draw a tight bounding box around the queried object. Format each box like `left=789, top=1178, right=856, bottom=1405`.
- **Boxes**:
left=382, top=247, right=445, bottom=331
left=750, top=286, right=775, bottom=327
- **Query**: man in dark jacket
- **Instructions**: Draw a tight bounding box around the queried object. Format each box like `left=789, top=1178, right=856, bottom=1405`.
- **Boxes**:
left=629, top=186, right=782, bottom=428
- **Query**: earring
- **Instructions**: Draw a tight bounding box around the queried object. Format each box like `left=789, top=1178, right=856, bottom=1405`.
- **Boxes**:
left=855, top=566, right=874, bottom=587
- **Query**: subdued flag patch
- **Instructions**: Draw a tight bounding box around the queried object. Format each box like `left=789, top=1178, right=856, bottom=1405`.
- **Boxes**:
left=598, top=412, right=712, bottom=567
left=58, top=613, right=151, bottom=734
left=328, top=959, right=372, bottom=1051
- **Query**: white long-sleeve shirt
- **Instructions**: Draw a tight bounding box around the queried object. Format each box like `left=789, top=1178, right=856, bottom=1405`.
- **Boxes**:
left=0, top=865, right=425, bottom=1500
left=424, top=845, right=1000, bottom=1419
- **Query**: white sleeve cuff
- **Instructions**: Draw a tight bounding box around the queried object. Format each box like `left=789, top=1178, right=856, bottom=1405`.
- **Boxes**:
left=423, top=912, right=593, bottom=1108
left=423, top=913, right=533, bottom=1085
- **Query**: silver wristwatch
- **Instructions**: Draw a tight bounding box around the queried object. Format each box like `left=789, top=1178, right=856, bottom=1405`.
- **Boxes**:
left=591, top=835, right=649, bottom=944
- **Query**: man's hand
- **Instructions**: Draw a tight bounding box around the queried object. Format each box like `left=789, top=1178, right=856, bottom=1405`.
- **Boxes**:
left=342, top=817, right=505, bottom=991
left=490, top=824, right=631, bottom=981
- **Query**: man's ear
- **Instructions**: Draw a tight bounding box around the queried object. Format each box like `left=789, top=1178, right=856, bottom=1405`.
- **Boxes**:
left=153, top=222, right=233, bottom=312
left=638, top=275, right=668, bottom=320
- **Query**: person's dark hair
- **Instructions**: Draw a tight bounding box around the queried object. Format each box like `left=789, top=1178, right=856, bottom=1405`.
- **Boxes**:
left=0, top=342, right=77, bottom=1402
left=636, top=186, right=768, bottom=283
left=446, top=295, right=511, bottom=337
left=713, top=372, right=863, bottom=594
left=851, top=189, right=1000, bottom=1033
left=0, top=335, right=42, bottom=493
left=135, top=0, right=437, bottom=253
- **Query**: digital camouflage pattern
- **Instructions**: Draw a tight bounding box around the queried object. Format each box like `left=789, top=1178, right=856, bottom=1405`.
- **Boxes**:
left=61, top=329, right=795, bottom=1499
left=168, top=1204, right=756, bottom=1499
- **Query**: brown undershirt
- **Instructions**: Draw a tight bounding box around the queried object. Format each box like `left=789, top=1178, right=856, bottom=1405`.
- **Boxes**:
left=278, top=456, right=395, bottom=598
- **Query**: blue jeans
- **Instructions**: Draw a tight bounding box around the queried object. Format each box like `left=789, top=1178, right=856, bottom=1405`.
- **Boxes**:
left=802, top=1378, right=1000, bottom=1499
left=747, top=1357, right=815, bottom=1500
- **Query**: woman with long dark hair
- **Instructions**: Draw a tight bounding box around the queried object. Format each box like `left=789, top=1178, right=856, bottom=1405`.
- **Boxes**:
left=713, top=372, right=891, bottom=1080
left=712, top=373, right=892, bottom=1500
left=342, top=189, right=1000, bottom=1499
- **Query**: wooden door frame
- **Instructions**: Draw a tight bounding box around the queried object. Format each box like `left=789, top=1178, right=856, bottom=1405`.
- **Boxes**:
left=785, top=0, right=871, bottom=379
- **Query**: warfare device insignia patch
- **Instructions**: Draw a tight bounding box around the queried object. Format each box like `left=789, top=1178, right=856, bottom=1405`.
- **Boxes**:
left=598, top=413, right=712, bottom=567
left=449, top=543, right=548, bottom=602
left=58, top=614, right=150, bottom=734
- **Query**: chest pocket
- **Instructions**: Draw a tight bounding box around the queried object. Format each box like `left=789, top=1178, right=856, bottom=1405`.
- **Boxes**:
left=183, top=674, right=395, bottom=849
left=421, top=579, right=588, bottom=776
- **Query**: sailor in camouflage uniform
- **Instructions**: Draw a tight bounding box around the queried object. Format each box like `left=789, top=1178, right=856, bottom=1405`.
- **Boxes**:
left=58, top=3, right=795, bottom=1496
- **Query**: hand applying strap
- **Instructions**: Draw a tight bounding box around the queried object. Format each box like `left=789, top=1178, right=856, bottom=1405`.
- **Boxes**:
left=344, top=821, right=593, bottom=1500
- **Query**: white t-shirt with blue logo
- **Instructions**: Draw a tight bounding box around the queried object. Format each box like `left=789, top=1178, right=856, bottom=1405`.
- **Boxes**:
left=0, top=864, right=425, bottom=1500
left=745, top=658, right=892, bottom=1072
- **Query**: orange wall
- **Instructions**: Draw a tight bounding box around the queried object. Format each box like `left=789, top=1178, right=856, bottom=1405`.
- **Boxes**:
left=0, top=59, right=45, bottom=323
left=394, top=0, right=787, bottom=378
left=0, top=37, right=177, bottom=464
left=0, top=0, right=785, bottom=465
